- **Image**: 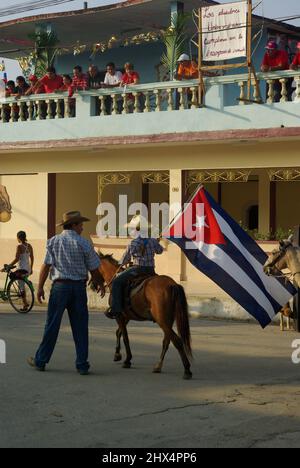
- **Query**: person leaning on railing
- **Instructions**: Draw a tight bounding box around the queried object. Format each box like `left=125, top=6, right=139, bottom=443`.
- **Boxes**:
left=31, top=66, right=64, bottom=118
left=55, top=74, right=76, bottom=117
left=71, top=65, right=89, bottom=92
left=102, top=62, right=123, bottom=114
left=261, top=40, right=292, bottom=102
left=290, top=42, right=300, bottom=71
left=120, top=62, right=142, bottom=112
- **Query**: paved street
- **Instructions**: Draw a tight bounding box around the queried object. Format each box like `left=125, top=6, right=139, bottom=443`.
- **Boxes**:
left=1, top=308, right=300, bottom=448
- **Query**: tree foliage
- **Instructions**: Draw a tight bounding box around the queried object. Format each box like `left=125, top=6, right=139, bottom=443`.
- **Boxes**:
left=161, top=13, right=190, bottom=80
left=28, top=30, right=60, bottom=77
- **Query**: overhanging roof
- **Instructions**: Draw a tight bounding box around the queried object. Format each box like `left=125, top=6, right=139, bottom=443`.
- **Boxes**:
left=0, top=0, right=299, bottom=58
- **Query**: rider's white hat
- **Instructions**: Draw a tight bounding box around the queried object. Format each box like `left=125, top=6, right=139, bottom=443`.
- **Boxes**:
left=124, top=214, right=152, bottom=230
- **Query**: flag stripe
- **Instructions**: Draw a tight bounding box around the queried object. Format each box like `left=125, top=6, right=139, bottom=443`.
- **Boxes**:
left=213, top=209, right=294, bottom=304
left=212, top=235, right=284, bottom=312
left=173, top=238, right=272, bottom=328
left=193, top=242, right=277, bottom=319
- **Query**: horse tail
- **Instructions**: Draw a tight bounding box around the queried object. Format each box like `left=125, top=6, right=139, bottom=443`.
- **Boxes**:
left=171, top=285, right=192, bottom=359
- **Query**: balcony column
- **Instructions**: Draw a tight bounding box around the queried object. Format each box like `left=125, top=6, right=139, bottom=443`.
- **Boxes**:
left=171, top=1, right=184, bottom=17
left=168, top=169, right=187, bottom=282
left=258, top=170, right=276, bottom=237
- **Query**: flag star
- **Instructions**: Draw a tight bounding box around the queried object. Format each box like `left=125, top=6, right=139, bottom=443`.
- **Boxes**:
left=193, top=215, right=209, bottom=229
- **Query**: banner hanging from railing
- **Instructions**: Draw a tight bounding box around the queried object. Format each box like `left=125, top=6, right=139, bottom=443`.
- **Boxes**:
left=201, top=1, right=248, bottom=62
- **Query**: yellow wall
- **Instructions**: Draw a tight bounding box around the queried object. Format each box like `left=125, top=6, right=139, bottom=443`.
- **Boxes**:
left=56, top=173, right=98, bottom=237
left=221, top=181, right=258, bottom=227
left=276, top=182, right=300, bottom=231
left=0, top=173, right=48, bottom=276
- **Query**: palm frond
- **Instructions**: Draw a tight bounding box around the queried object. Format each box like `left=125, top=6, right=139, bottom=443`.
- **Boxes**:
left=28, top=31, right=60, bottom=77
left=161, top=12, right=190, bottom=80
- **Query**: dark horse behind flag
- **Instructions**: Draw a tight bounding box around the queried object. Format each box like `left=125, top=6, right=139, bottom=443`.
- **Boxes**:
left=92, top=252, right=193, bottom=379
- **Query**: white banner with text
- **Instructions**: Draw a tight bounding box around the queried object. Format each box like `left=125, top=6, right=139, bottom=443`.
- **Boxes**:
left=201, top=1, right=248, bottom=62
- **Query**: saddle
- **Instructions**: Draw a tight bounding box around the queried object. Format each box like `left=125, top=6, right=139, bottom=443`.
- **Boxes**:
left=124, top=272, right=157, bottom=320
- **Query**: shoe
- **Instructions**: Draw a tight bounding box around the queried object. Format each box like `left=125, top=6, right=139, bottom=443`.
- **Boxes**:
left=27, top=356, right=45, bottom=372
left=77, top=369, right=90, bottom=376
left=105, top=308, right=118, bottom=320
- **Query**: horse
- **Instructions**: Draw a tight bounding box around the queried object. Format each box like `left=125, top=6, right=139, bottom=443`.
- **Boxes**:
left=94, top=252, right=193, bottom=380
left=263, top=235, right=299, bottom=330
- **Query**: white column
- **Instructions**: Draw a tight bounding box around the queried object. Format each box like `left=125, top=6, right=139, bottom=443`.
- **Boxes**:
left=258, top=170, right=271, bottom=236
left=168, top=169, right=186, bottom=282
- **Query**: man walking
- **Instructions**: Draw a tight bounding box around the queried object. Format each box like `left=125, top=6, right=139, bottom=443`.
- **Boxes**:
left=28, top=211, right=105, bottom=375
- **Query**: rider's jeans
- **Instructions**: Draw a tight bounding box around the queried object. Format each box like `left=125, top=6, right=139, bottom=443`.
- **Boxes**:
left=35, top=281, right=89, bottom=371
left=111, top=266, right=155, bottom=315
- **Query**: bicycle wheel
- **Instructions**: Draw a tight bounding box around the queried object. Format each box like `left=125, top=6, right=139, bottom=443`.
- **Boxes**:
left=7, top=278, right=34, bottom=313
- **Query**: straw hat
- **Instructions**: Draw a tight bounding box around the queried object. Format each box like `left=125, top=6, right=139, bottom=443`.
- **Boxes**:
left=57, top=211, right=90, bottom=227
left=124, top=214, right=152, bottom=230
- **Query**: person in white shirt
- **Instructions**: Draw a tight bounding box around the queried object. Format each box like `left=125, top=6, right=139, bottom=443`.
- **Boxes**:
left=103, top=62, right=123, bottom=114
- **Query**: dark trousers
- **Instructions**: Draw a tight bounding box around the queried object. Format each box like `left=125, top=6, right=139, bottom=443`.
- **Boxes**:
left=266, top=79, right=294, bottom=103
left=35, top=282, right=89, bottom=371
left=111, top=266, right=155, bottom=314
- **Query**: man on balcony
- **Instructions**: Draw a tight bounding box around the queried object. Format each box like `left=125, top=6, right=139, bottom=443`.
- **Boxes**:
left=290, top=42, right=300, bottom=70
left=261, top=40, right=290, bottom=102
left=103, top=62, right=123, bottom=114
left=72, top=65, right=89, bottom=92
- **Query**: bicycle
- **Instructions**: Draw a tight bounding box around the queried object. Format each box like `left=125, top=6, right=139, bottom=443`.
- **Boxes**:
left=0, top=265, right=35, bottom=313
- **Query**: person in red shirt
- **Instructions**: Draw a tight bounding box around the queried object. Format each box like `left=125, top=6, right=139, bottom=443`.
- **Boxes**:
left=121, top=62, right=140, bottom=86
left=120, top=63, right=141, bottom=112
left=31, top=67, right=63, bottom=118
left=261, top=40, right=289, bottom=72
left=261, top=40, right=290, bottom=102
left=25, top=75, right=45, bottom=95
left=71, top=65, right=89, bottom=91
left=56, top=74, right=76, bottom=117
left=36, top=66, right=64, bottom=93
left=290, top=42, right=300, bottom=70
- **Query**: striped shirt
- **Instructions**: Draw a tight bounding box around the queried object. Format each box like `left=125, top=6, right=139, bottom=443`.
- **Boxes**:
left=71, top=74, right=89, bottom=91
left=121, top=237, right=163, bottom=267
left=44, top=230, right=100, bottom=281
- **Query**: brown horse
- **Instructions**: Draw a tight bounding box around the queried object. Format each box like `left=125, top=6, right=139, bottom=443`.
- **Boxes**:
left=95, top=252, right=193, bottom=379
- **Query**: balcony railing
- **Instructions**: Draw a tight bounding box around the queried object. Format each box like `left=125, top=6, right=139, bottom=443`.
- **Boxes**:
left=0, top=70, right=300, bottom=123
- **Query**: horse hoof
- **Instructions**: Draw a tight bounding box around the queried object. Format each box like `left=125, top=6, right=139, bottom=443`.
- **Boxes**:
left=183, top=372, right=193, bottom=380
left=114, top=354, right=122, bottom=362
left=122, top=362, right=131, bottom=369
left=153, top=367, right=161, bottom=374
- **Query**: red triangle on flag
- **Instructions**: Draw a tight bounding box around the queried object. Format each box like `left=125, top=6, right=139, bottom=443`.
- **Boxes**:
left=163, top=187, right=226, bottom=245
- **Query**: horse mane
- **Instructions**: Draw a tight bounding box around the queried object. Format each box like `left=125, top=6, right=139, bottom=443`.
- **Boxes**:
left=97, top=251, right=119, bottom=267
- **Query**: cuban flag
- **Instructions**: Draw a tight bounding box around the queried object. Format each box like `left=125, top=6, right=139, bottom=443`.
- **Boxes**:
left=163, top=186, right=296, bottom=328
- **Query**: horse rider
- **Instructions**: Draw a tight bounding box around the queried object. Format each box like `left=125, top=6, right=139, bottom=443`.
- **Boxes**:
left=105, top=215, right=164, bottom=319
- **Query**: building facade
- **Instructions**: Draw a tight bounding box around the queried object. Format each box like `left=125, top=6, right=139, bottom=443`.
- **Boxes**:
left=0, top=0, right=300, bottom=298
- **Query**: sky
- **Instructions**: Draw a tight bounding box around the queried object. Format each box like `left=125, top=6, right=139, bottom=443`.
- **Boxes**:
left=0, top=0, right=299, bottom=79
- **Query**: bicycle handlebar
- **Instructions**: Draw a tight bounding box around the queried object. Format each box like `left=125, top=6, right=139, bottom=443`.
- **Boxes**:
left=3, top=264, right=16, bottom=272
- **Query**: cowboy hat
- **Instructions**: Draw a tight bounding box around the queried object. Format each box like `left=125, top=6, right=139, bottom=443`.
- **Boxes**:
left=124, top=214, right=152, bottom=230
left=57, top=210, right=90, bottom=227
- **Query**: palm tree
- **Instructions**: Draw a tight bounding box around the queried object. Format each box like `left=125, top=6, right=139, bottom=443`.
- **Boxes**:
left=161, top=12, right=190, bottom=80
left=28, top=31, right=60, bottom=77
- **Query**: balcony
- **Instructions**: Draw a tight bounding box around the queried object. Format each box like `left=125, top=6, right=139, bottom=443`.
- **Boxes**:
left=0, top=70, right=300, bottom=148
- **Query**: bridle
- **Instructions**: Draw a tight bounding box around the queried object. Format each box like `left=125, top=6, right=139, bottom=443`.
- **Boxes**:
left=265, top=243, right=300, bottom=282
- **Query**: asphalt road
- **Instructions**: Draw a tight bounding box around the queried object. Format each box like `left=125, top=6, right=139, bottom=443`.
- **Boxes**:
left=1, top=307, right=300, bottom=448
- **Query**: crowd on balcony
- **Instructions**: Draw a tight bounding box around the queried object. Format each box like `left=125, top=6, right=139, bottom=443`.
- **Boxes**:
left=261, top=40, right=300, bottom=102
left=1, top=61, right=141, bottom=120
left=1, top=39, right=300, bottom=122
